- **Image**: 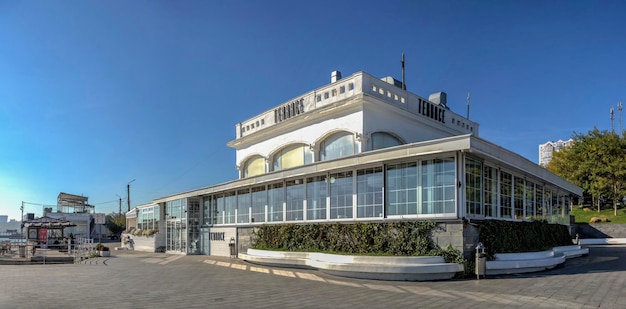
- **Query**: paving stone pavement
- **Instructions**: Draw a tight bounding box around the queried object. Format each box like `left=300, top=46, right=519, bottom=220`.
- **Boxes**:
left=0, top=246, right=625, bottom=309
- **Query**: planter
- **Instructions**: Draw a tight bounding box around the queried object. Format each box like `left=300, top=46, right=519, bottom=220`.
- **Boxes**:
left=99, top=250, right=110, bottom=257
left=240, top=249, right=464, bottom=281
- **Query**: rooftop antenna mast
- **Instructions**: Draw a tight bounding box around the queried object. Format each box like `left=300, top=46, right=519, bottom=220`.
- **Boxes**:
left=401, top=53, right=406, bottom=90
left=618, top=101, right=623, bottom=134
left=467, top=92, right=471, bottom=120
left=611, top=106, right=615, bottom=133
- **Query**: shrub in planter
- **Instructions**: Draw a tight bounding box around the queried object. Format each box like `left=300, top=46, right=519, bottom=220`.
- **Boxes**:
left=142, top=229, right=158, bottom=236
left=132, top=229, right=143, bottom=236
left=95, top=243, right=110, bottom=251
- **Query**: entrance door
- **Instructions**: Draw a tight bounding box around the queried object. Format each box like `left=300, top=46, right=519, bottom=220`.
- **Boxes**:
left=200, top=227, right=211, bottom=255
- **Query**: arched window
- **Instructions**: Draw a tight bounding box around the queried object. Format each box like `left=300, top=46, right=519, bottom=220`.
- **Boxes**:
left=320, top=132, right=356, bottom=161
left=244, top=156, right=265, bottom=178
left=273, top=144, right=313, bottom=171
left=371, top=132, right=402, bottom=150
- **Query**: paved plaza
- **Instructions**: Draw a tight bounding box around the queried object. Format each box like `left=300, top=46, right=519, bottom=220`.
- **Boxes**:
left=1, top=246, right=625, bottom=308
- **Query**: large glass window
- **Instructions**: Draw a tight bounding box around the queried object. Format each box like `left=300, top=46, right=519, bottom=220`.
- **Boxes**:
left=273, top=144, right=313, bottom=171
left=553, top=192, right=562, bottom=223
left=386, top=162, right=418, bottom=215
left=535, top=184, right=543, bottom=220
left=500, top=171, right=512, bottom=218
left=203, top=196, right=217, bottom=225
left=525, top=180, right=535, bottom=219
left=187, top=198, right=201, bottom=254
left=216, top=195, right=225, bottom=225
left=357, top=167, right=383, bottom=218
left=330, top=171, right=353, bottom=219
left=167, top=199, right=182, bottom=219
left=306, top=176, right=327, bottom=220
left=285, top=179, right=304, bottom=221
left=251, top=186, right=266, bottom=223
left=422, top=158, right=456, bottom=214
left=165, top=198, right=187, bottom=253
left=237, top=189, right=250, bottom=223
left=371, top=132, right=402, bottom=150
left=223, top=192, right=236, bottom=224
left=268, top=183, right=284, bottom=222
left=514, top=177, right=525, bottom=219
left=544, top=190, right=552, bottom=222
left=138, top=205, right=159, bottom=231
left=320, top=132, right=356, bottom=161
left=465, top=158, right=482, bottom=216
left=244, top=156, right=265, bottom=178
left=484, top=166, right=497, bottom=217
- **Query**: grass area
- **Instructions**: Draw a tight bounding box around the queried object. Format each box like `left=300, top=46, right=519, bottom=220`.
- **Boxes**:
left=571, top=205, right=626, bottom=224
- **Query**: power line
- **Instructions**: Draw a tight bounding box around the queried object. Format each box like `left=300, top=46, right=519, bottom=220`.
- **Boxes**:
left=92, top=199, right=123, bottom=205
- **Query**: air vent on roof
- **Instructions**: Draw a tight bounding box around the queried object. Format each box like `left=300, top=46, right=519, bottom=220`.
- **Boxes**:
left=331, top=71, right=342, bottom=83
left=381, top=76, right=404, bottom=89
left=428, top=92, right=448, bottom=108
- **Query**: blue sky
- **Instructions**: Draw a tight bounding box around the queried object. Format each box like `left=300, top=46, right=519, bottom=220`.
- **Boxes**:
left=1, top=1, right=625, bottom=221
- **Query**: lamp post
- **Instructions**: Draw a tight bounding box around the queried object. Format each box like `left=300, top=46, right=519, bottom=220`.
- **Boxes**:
left=127, top=179, right=135, bottom=212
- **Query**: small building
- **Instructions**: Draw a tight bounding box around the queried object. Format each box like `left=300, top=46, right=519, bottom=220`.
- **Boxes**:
left=43, top=192, right=95, bottom=238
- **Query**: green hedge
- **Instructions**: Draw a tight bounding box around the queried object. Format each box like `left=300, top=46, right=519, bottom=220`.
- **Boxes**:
left=478, top=220, right=572, bottom=256
left=251, top=221, right=462, bottom=263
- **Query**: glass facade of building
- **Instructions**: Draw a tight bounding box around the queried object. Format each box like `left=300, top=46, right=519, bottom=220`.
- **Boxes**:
left=164, top=197, right=201, bottom=254
left=137, top=205, right=160, bottom=231
left=195, top=154, right=573, bottom=227
left=465, top=156, right=571, bottom=224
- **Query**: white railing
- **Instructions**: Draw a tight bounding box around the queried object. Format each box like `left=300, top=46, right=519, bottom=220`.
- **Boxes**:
left=72, top=237, right=95, bottom=263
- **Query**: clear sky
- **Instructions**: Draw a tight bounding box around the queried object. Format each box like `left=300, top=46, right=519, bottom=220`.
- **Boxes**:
left=1, top=1, right=625, bottom=221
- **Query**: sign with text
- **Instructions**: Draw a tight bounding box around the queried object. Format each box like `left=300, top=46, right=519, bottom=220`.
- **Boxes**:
left=95, top=213, right=106, bottom=225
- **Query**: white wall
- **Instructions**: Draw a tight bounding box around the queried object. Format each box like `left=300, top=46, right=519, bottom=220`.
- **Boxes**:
left=235, top=110, right=364, bottom=167
left=208, top=227, right=237, bottom=257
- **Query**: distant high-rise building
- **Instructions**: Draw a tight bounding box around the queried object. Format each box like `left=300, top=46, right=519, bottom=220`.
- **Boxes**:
left=539, top=139, right=573, bottom=166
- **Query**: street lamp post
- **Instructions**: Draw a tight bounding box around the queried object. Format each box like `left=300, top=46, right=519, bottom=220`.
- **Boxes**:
left=127, top=179, right=135, bottom=212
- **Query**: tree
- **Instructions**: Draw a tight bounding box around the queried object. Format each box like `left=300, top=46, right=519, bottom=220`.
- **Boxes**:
left=105, top=213, right=126, bottom=236
left=547, top=128, right=626, bottom=216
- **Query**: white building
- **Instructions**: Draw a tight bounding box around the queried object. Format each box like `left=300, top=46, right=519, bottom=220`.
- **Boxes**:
left=539, top=139, right=574, bottom=166
left=42, top=192, right=94, bottom=239
left=126, top=70, right=581, bottom=259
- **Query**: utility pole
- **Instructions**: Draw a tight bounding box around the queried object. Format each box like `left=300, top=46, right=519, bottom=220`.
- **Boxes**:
left=116, top=194, right=122, bottom=214
left=20, top=201, right=24, bottom=240
left=127, top=179, right=135, bottom=212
